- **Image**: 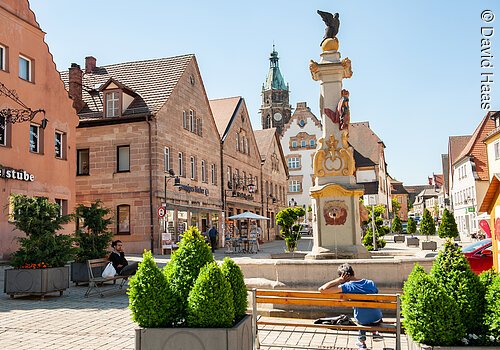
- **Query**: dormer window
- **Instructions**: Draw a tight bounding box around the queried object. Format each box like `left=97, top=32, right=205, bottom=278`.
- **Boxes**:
left=105, top=91, right=120, bottom=117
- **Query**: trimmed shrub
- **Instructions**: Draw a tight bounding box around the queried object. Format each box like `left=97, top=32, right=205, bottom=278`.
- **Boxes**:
left=187, top=262, right=235, bottom=328
left=392, top=215, right=402, bottom=233
left=402, top=264, right=465, bottom=346
left=484, top=274, right=500, bottom=339
left=167, top=226, right=214, bottom=322
left=437, top=209, right=459, bottom=240
left=221, top=257, right=248, bottom=321
left=407, top=217, right=416, bottom=235
left=420, top=208, right=435, bottom=239
left=479, top=268, right=498, bottom=288
left=430, top=241, right=485, bottom=334
left=128, top=251, right=178, bottom=328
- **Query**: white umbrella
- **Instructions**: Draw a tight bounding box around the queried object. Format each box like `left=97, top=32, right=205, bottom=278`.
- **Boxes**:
left=227, top=211, right=270, bottom=220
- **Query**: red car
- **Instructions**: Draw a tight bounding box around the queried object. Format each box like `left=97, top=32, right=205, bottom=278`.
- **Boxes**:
left=462, top=238, right=493, bottom=274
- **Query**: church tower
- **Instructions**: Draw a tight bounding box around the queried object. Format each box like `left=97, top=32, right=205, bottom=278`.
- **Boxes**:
left=260, top=46, right=292, bottom=135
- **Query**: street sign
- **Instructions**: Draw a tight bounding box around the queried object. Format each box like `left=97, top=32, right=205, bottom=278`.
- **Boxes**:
left=157, top=206, right=166, bottom=218
left=467, top=207, right=475, bottom=213
left=363, top=194, right=377, bottom=206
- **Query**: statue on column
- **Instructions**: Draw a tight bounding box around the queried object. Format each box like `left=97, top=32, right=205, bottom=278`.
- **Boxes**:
left=317, top=10, right=340, bottom=46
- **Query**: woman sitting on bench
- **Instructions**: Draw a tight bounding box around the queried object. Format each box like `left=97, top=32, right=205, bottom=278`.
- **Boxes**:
left=319, top=263, right=383, bottom=349
left=109, top=240, right=139, bottom=276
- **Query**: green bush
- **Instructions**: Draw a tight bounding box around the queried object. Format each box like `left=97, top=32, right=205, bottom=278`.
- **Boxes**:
left=479, top=269, right=498, bottom=288
left=276, top=207, right=305, bottom=250
left=437, top=209, right=459, bottom=240
left=221, top=257, right=248, bottom=321
left=74, top=201, right=113, bottom=262
left=484, top=274, right=500, bottom=339
left=402, top=264, right=465, bottom=346
left=407, top=217, right=416, bottom=235
left=167, top=226, right=214, bottom=322
left=430, top=241, right=485, bottom=334
left=420, top=208, right=435, bottom=239
left=187, top=262, right=235, bottom=328
left=10, top=195, right=75, bottom=268
left=392, top=215, right=402, bottom=233
left=128, top=251, right=179, bottom=328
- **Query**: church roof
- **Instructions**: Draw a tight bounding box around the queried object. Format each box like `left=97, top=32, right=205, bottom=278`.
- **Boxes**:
left=264, top=49, right=288, bottom=91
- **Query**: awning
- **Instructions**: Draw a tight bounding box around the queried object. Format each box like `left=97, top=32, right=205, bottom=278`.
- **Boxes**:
left=479, top=173, right=500, bottom=213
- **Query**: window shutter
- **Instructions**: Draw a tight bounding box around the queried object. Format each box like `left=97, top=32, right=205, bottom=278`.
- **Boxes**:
left=197, top=118, right=202, bottom=136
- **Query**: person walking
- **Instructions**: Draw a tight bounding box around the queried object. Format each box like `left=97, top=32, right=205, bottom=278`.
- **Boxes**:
left=208, top=225, right=218, bottom=253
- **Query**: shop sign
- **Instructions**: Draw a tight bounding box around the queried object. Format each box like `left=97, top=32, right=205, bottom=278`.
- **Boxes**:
left=177, top=184, right=209, bottom=196
left=0, top=166, right=35, bottom=182
left=232, top=191, right=254, bottom=201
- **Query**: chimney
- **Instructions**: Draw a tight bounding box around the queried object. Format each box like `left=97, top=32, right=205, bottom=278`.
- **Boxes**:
left=68, top=63, right=84, bottom=112
left=85, top=56, right=96, bottom=74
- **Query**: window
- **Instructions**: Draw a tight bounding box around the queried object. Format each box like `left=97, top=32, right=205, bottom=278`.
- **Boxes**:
left=105, top=92, right=120, bottom=117
left=183, top=111, right=187, bottom=129
left=245, top=137, right=249, bottom=154
left=310, top=139, right=315, bottom=147
left=19, top=55, right=31, bottom=81
left=0, top=45, right=5, bottom=71
left=54, top=131, right=65, bottom=159
left=201, top=160, right=207, bottom=182
left=55, top=199, right=68, bottom=216
left=240, top=136, right=245, bottom=153
left=190, top=156, right=196, bottom=180
left=289, top=180, right=301, bottom=193
left=29, top=124, right=41, bottom=153
left=164, top=147, right=171, bottom=172
left=0, top=115, right=9, bottom=146
left=288, top=157, right=300, bottom=169
left=117, top=145, right=130, bottom=172
left=236, top=134, right=240, bottom=151
left=211, top=164, right=216, bottom=185
left=197, top=118, right=202, bottom=136
left=117, top=205, right=130, bottom=234
left=77, top=149, right=90, bottom=175
left=301, top=140, right=306, bottom=148
left=227, top=166, right=232, bottom=188
left=495, top=142, right=500, bottom=160
left=178, top=152, right=184, bottom=177
left=243, top=171, right=247, bottom=185
left=189, top=110, right=195, bottom=133
left=292, top=141, right=297, bottom=148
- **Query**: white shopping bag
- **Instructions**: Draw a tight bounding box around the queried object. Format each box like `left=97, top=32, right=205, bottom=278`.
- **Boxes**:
left=102, top=262, right=116, bottom=278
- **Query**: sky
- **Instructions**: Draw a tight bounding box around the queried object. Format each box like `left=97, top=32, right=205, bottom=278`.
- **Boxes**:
left=29, top=0, right=500, bottom=186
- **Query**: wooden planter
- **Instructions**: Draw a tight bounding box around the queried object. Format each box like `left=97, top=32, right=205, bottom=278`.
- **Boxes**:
left=4, top=266, right=69, bottom=299
left=393, top=234, right=406, bottom=243
left=407, top=334, right=499, bottom=349
left=421, top=241, right=438, bottom=251
left=135, top=314, right=253, bottom=350
left=71, top=261, right=105, bottom=285
left=406, top=237, right=420, bottom=247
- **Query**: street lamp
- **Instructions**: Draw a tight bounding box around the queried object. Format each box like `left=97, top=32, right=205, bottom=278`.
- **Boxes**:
left=0, top=81, right=48, bottom=128
left=164, top=169, right=181, bottom=204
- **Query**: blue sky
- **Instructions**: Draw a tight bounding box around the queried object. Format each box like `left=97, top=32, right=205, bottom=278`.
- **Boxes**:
left=30, top=0, right=500, bottom=185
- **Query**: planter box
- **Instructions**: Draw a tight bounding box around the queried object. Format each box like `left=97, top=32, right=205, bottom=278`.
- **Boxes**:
left=135, top=314, right=253, bottom=350
left=407, top=237, right=420, bottom=247
left=421, top=241, right=437, bottom=251
left=393, top=235, right=406, bottom=243
left=71, top=261, right=105, bottom=285
left=407, top=334, right=499, bottom=349
left=4, top=266, right=69, bottom=299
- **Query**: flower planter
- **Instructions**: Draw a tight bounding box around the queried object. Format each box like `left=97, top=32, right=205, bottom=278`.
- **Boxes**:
left=135, top=314, right=253, bottom=350
left=421, top=241, right=437, bottom=251
left=393, top=234, right=406, bottom=243
left=71, top=261, right=105, bottom=285
left=406, top=236, right=420, bottom=247
left=407, top=334, right=499, bottom=349
left=4, top=266, right=69, bottom=299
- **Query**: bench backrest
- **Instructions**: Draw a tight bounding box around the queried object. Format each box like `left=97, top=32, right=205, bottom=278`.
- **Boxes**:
left=87, top=258, right=109, bottom=279
left=255, top=289, right=399, bottom=310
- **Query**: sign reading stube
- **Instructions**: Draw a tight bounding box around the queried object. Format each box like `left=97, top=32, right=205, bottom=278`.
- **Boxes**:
left=0, top=166, right=35, bottom=182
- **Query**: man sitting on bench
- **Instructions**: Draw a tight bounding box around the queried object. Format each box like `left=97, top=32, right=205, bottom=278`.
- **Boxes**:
left=318, top=263, right=383, bottom=349
left=109, top=240, right=139, bottom=276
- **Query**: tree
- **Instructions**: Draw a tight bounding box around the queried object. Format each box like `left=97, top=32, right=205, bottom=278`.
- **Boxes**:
left=392, top=215, right=402, bottom=233
left=407, top=217, right=417, bottom=236
left=420, top=208, right=435, bottom=240
left=391, top=198, right=401, bottom=217
left=437, top=209, right=459, bottom=240
left=276, top=206, right=306, bottom=252
left=362, top=204, right=388, bottom=251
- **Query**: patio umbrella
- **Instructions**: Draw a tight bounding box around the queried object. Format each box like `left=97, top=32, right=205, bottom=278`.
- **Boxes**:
left=227, top=211, right=270, bottom=220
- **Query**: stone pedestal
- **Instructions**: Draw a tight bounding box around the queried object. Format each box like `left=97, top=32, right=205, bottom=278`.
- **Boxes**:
left=306, top=40, right=369, bottom=260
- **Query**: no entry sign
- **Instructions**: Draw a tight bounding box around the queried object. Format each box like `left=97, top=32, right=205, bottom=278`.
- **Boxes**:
left=157, top=206, right=166, bottom=218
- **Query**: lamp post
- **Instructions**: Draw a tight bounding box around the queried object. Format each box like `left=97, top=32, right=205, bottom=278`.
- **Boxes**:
left=0, top=81, right=48, bottom=128
left=162, top=169, right=180, bottom=245
left=466, top=196, right=476, bottom=238
left=266, top=194, right=276, bottom=241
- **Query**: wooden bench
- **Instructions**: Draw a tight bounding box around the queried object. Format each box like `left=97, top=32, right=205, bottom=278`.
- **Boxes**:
left=251, top=289, right=401, bottom=350
left=84, top=258, right=129, bottom=298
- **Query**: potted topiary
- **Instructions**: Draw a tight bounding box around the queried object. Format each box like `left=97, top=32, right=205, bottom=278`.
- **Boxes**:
left=392, top=214, right=405, bottom=242
left=406, top=217, right=419, bottom=247
left=361, top=204, right=388, bottom=251
left=130, top=227, right=253, bottom=350
left=4, top=195, right=75, bottom=299
left=419, top=208, right=437, bottom=251
left=437, top=209, right=459, bottom=242
left=276, top=206, right=306, bottom=252
left=71, top=201, right=113, bottom=285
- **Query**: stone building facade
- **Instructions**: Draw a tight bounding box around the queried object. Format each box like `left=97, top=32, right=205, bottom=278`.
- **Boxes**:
left=62, top=55, right=223, bottom=254
left=0, top=0, right=78, bottom=259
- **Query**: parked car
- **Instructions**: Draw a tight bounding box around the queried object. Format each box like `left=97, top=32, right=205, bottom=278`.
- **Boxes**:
left=401, top=223, right=408, bottom=233
left=299, top=223, right=312, bottom=235
left=462, top=238, right=493, bottom=274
